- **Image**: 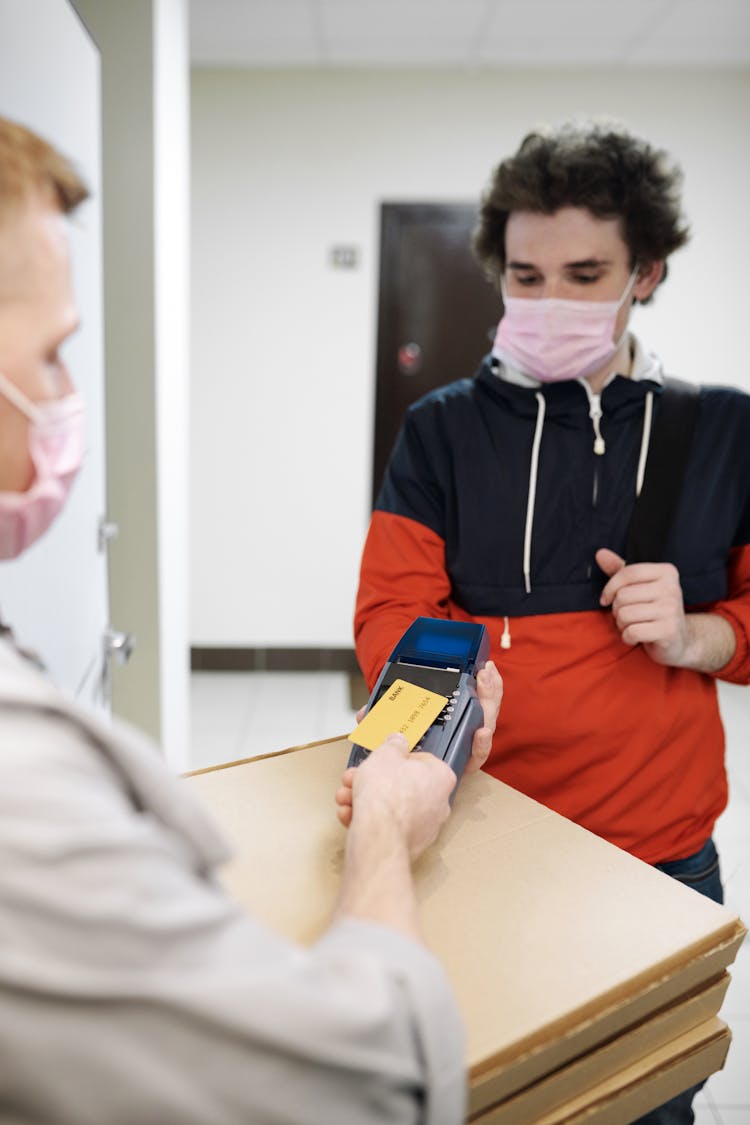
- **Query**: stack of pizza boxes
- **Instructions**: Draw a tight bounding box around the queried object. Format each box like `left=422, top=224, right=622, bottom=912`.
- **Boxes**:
left=187, top=738, right=746, bottom=1125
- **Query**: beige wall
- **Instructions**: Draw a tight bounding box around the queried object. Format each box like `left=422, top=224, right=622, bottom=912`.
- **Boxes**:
left=190, top=65, right=750, bottom=649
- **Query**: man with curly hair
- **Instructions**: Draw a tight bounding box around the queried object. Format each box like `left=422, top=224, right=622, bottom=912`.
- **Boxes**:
left=355, top=121, right=750, bottom=1124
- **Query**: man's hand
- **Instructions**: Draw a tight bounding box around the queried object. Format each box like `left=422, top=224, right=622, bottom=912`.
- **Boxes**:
left=335, top=734, right=456, bottom=860
left=597, top=548, right=688, bottom=665
left=333, top=663, right=502, bottom=939
left=334, top=736, right=455, bottom=938
left=596, top=548, right=736, bottom=672
left=465, top=660, right=503, bottom=774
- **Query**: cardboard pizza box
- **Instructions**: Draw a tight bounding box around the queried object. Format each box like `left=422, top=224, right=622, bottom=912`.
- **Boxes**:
left=473, top=1017, right=731, bottom=1125
left=186, top=737, right=745, bottom=1114
left=469, top=975, right=729, bottom=1122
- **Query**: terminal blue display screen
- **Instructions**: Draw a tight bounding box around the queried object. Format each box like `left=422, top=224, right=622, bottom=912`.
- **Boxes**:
left=396, top=618, right=481, bottom=667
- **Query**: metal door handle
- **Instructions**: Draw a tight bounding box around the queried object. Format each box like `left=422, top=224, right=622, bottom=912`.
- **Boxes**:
left=97, top=517, right=119, bottom=553
left=101, top=626, right=136, bottom=707
left=104, top=627, right=135, bottom=664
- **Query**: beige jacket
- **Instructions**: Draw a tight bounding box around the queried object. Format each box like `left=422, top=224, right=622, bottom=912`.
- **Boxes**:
left=0, top=638, right=465, bottom=1124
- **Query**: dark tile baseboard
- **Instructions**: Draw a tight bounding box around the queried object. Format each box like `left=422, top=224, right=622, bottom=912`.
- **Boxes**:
left=191, top=646, right=360, bottom=674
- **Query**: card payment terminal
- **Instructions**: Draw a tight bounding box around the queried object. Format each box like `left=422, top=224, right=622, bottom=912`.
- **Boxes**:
left=347, top=617, right=490, bottom=784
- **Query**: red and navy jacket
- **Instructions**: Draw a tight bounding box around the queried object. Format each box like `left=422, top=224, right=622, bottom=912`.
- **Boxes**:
left=355, top=351, right=750, bottom=864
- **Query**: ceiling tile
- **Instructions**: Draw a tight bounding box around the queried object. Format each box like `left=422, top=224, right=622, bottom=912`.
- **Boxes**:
left=320, top=0, right=489, bottom=41
left=325, top=38, right=472, bottom=66
left=480, top=0, right=664, bottom=51
left=189, top=0, right=750, bottom=68
left=630, top=0, right=750, bottom=64
left=190, top=0, right=319, bottom=64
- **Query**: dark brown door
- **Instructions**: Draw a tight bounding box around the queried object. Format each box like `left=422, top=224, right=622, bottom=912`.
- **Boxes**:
left=372, top=202, right=501, bottom=505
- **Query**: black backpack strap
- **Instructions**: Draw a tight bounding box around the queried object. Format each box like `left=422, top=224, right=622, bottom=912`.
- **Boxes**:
left=625, top=376, right=701, bottom=564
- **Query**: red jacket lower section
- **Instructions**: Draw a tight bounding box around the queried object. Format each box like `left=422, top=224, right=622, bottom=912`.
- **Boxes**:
left=355, top=512, right=750, bottom=865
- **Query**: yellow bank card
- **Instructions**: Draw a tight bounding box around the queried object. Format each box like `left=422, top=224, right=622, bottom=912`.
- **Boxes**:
left=349, top=678, right=448, bottom=752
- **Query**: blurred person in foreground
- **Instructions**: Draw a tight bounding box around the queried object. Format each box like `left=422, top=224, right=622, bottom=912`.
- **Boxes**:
left=0, top=114, right=502, bottom=1125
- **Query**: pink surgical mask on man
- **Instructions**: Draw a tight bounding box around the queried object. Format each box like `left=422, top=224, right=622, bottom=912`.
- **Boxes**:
left=0, top=368, right=85, bottom=559
left=492, top=267, right=639, bottom=383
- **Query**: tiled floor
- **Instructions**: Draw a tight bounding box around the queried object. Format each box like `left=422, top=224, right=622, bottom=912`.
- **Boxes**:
left=190, top=673, right=750, bottom=1121
left=189, top=670, right=359, bottom=770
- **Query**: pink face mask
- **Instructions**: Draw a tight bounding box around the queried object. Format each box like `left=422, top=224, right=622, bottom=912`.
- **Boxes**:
left=492, top=268, right=639, bottom=383
left=0, top=369, right=85, bottom=560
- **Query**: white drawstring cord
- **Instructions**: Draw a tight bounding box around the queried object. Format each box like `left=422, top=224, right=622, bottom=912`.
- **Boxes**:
left=517, top=382, right=652, bottom=604
left=501, top=616, right=511, bottom=649
left=635, top=391, right=654, bottom=497
left=590, top=400, right=606, bottom=455
left=577, top=377, right=606, bottom=455
left=523, top=392, right=546, bottom=595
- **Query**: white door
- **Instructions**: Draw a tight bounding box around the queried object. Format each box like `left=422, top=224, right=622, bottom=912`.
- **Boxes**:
left=0, top=0, right=109, bottom=707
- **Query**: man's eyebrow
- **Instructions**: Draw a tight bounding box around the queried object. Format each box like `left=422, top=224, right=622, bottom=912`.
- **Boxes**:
left=506, top=257, right=614, bottom=271
left=565, top=258, right=613, bottom=269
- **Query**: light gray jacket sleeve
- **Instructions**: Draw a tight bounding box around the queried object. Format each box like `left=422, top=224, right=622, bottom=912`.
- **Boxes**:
left=0, top=696, right=465, bottom=1125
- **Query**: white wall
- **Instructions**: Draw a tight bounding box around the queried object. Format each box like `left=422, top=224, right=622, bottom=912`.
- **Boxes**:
left=190, top=66, right=750, bottom=649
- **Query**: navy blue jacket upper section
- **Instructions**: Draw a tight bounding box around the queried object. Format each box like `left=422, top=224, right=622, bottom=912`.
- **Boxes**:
left=376, top=358, right=750, bottom=617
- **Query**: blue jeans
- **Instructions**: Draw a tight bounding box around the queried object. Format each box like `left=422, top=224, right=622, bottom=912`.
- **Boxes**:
left=631, top=838, right=724, bottom=1125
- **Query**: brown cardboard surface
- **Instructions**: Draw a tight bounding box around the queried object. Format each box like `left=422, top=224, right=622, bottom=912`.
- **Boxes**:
left=471, top=1018, right=731, bottom=1125
left=186, top=738, right=745, bottom=1109
left=468, top=974, right=729, bottom=1123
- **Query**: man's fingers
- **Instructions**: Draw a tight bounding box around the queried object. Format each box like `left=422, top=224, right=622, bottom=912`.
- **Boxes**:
left=477, top=661, right=503, bottom=725
left=410, top=751, right=457, bottom=795
left=599, top=552, right=682, bottom=608
left=465, top=725, right=492, bottom=774
left=335, top=784, right=353, bottom=807
left=596, top=547, right=626, bottom=578
left=597, top=548, right=629, bottom=606
left=383, top=732, right=410, bottom=751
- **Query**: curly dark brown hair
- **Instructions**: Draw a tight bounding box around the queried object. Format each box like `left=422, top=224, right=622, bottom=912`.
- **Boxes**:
left=472, top=121, right=690, bottom=301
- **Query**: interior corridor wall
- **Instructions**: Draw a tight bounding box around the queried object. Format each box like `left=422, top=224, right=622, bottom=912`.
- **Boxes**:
left=75, top=0, right=191, bottom=768
left=190, top=66, right=750, bottom=649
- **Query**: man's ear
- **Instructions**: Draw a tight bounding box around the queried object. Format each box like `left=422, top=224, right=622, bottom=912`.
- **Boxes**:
left=633, top=260, right=664, bottom=302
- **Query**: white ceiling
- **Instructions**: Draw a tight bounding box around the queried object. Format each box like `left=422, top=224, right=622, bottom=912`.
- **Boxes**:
left=190, top=0, right=750, bottom=68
